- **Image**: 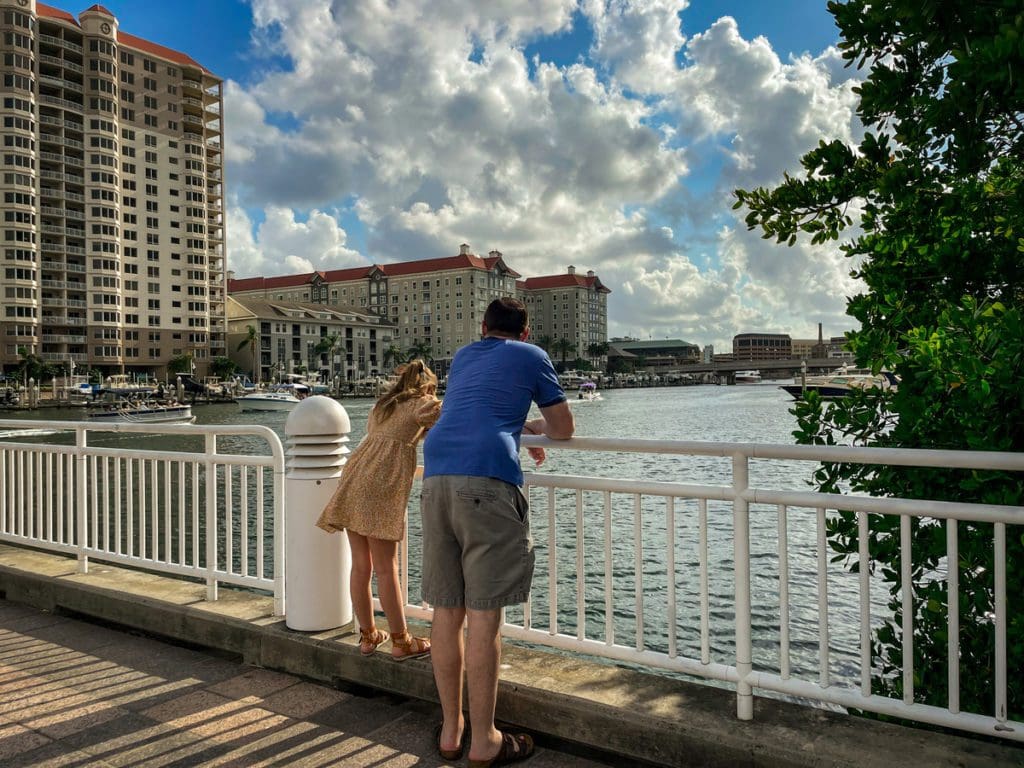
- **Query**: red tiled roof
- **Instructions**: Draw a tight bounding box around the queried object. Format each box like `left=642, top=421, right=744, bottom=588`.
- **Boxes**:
left=36, top=4, right=213, bottom=75
left=230, top=251, right=532, bottom=291
left=228, top=273, right=317, bottom=292
left=376, top=254, right=489, bottom=277
left=117, top=30, right=212, bottom=75
left=322, top=265, right=374, bottom=282
left=37, top=3, right=80, bottom=26
left=521, top=273, right=611, bottom=293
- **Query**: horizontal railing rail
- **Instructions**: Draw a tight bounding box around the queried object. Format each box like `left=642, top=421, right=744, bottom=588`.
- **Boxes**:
left=0, top=419, right=287, bottom=615
left=398, top=436, right=1023, bottom=742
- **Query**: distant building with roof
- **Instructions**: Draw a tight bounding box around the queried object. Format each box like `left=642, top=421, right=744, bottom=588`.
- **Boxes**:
left=732, top=332, right=792, bottom=361
left=0, top=2, right=226, bottom=379
left=227, top=296, right=395, bottom=383
left=608, top=338, right=700, bottom=371
left=518, top=265, right=610, bottom=368
left=228, top=246, right=610, bottom=375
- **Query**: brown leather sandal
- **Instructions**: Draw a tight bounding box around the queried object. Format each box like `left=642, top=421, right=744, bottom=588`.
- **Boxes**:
left=391, top=630, right=430, bottom=661
left=435, top=721, right=468, bottom=761
left=468, top=731, right=534, bottom=767
left=358, top=627, right=389, bottom=656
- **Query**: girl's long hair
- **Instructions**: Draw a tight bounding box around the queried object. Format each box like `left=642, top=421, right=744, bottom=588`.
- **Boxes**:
left=374, top=359, right=437, bottom=422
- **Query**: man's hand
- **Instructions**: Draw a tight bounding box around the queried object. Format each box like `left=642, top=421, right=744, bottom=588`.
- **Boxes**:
left=522, top=420, right=546, bottom=466
left=526, top=445, right=546, bottom=466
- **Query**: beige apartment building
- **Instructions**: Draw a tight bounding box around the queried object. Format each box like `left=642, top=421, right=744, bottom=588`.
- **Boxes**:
left=0, top=1, right=225, bottom=379
left=227, top=296, right=396, bottom=384
left=518, top=265, right=610, bottom=366
left=228, top=244, right=610, bottom=375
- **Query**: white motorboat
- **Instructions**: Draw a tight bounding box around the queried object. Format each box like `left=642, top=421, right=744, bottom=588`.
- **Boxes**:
left=88, top=399, right=195, bottom=424
left=574, top=381, right=603, bottom=402
left=734, top=370, right=762, bottom=384
left=780, top=366, right=896, bottom=400
left=236, top=383, right=309, bottom=412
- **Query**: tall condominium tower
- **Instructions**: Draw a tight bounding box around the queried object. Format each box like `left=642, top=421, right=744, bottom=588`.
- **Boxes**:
left=0, top=1, right=225, bottom=379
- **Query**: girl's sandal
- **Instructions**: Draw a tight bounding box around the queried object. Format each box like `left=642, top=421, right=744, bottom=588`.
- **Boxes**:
left=358, top=627, right=390, bottom=656
left=391, top=630, right=431, bottom=661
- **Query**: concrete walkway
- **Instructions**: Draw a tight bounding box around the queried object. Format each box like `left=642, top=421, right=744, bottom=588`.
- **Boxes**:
left=1, top=544, right=1022, bottom=768
left=0, top=600, right=618, bottom=767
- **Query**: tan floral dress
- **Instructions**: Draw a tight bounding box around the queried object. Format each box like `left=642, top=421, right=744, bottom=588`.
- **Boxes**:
left=316, top=395, right=441, bottom=541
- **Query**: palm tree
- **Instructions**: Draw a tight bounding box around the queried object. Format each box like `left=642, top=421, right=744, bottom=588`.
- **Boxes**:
left=314, top=333, right=340, bottom=379
left=406, top=341, right=432, bottom=364
left=15, top=346, right=46, bottom=386
left=236, top=325, right=260, bottom=385
left=552, top=337, right=576, bottom=365
left=382, top=344, right=403, bottom=371
left=587, top=341, right=610, bottom=368
left=533, top=334, right=552, bottom=353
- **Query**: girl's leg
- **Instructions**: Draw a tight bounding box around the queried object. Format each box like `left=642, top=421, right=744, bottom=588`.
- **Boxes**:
left=367, top=537, right=406, bottom=636
left=346, top=530, right=376, bottom=636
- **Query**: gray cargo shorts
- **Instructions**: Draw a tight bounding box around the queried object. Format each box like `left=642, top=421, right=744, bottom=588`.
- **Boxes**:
left=420, top=475, right=534, bottom=610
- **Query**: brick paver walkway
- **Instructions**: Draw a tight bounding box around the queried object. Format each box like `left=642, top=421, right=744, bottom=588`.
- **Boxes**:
left=0, top=601, right=618, bottom=767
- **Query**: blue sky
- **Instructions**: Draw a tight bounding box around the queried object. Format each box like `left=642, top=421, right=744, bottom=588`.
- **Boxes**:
left=85, top=0, right=859, bottom=349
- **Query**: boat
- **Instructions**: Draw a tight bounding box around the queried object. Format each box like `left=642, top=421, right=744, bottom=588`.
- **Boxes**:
left=87, top=399, right=195, bottom=424
left=235, top=383, right=310, bottom=412
left=99, top=374, right=156, bottom=398
left=780, top=366, right=895, bottom=400
left=734, top=370, right=762, bottom=384
left=575, top=381, right=603, bottom=402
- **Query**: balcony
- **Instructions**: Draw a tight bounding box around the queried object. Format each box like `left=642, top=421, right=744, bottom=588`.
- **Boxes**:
left=39, top=95, right=83, bottom=112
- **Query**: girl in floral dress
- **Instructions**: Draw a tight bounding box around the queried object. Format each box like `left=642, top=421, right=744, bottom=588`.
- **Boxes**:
left=316, top=360, right=441, bottom=660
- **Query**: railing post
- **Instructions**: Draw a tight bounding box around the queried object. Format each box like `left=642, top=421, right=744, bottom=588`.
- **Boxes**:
left=733, top=451, right=753, bottom=720
left=76, top=426, right=88, bottom=573
left=205, top=432, right=218, bottom=601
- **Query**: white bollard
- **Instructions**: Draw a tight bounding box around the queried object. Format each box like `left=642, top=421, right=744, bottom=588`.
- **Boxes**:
left=284, top=395, right=353, bottom=631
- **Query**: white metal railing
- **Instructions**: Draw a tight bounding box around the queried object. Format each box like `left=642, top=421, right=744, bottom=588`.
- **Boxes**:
left=397, top=437, right=1023, bottom=742
left=0, top=420, right=286, bottom=615
left=1, top=421, right=1020, bottom=741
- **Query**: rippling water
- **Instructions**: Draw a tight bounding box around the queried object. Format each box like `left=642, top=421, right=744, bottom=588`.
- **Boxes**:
left=2, top=384, right=888, bottom=687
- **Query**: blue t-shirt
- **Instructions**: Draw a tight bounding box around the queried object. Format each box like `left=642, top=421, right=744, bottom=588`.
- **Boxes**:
left=423, top=337, right=566, bottom=486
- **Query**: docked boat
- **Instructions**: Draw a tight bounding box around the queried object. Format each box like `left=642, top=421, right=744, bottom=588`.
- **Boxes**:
left=780, top=366, right=895, bottom=400
left=100, top=373, right=157, bottom=397
left=734, top=370, right=762, bottom=384
left=88, top=399, right=195, bottom=424
left=236, top=383, right=309, bottom=412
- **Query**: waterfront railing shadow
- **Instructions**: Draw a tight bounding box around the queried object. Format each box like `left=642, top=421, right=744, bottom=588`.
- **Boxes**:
left=1, top=419, right=1021, bottom=743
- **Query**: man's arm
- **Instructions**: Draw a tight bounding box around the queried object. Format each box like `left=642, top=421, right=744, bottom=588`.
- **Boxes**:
left=528, top=401, right=575, bottom=440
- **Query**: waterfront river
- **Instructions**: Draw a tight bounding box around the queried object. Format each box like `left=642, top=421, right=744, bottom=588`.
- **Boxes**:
left=1, top=383, right=882, bottom=689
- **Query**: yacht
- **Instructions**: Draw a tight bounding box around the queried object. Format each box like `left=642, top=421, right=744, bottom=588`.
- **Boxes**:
left=780, top=366, right=895, bottom=400
left=734, top=370, right=762, bottom=384
left=236, top=383, right=310, bottom=412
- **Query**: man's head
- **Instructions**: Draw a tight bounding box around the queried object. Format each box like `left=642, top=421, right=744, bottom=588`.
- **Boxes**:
left=482, top=297, right=529, bottom=340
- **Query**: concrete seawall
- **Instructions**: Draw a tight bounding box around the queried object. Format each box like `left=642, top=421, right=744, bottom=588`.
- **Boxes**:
left=1, top=543, right=1020, bottom=768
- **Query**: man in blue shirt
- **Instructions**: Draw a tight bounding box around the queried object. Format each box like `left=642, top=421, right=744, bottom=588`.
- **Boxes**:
left=422, top=297, right=574, bottom=766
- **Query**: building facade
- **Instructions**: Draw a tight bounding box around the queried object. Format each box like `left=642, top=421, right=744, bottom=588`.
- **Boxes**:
left=228, top=245, right=610, bottom=375
left=608, top=338, right=701, bottom=371
left=518, top=264, right=610, bottom=368
left=227, top=296, right=395, bottom=384
left=0, top=1, right=225, bottom=379
left=732, top=332, right=793, bottom=361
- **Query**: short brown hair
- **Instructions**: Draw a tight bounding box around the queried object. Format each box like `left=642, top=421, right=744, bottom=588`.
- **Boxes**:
left=483, top=297, right=528, bottom=336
